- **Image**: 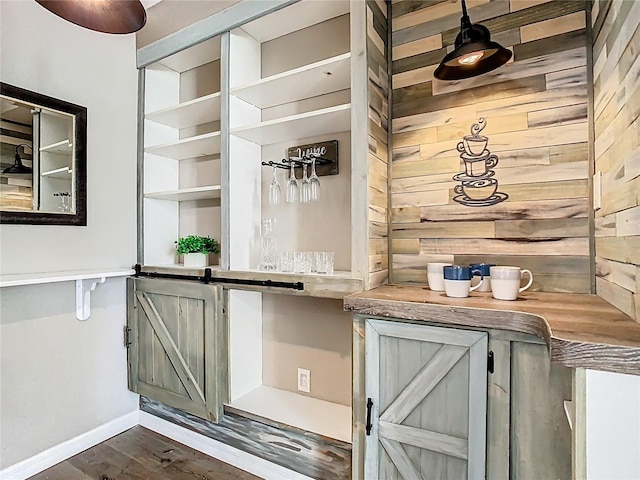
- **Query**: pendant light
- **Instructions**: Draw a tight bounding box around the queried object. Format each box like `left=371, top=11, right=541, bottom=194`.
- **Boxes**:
left=36, top=0, right=146, bottom=34
left=434, top=0, right=512, bottom=81
left=2, top=144, right=33, bottom=177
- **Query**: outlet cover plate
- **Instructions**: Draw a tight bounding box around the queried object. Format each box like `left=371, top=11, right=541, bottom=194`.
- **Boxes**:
left=297, top=368, right=310, bottom=393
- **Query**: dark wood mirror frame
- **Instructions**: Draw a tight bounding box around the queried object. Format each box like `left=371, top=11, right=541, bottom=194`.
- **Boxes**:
left=0, top=82, right=87, bottom=226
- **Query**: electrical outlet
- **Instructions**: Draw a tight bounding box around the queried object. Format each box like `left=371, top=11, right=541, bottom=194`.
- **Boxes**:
left=297, top=368, right=310, bottom=393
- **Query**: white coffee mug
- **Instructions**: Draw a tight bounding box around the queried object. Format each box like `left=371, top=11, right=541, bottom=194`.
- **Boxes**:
left=444, top=278, right=484, bottom=298
left=490, top=266, right=534, bottom=300
left=426, top=262, right=451, bottom=291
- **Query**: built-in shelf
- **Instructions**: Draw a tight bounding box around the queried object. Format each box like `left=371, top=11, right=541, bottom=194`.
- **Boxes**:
left=231, top=53, right=351, bottom=109
left=231, top=104, right=351, bottom=146
left=40, top=139, right=72, bottom=154
left=138, top=265, right=362, bottom=299
left=41, top=166, right=72, bottom=179
left=145, top=131, right=221, bottom=160
left=146, top=92, right=222, bottom=129
left=145, top=185, right=221, bottom=201
left=229, top=385, right=351, bottom=443
left=0, top=268, right=135, bottom=321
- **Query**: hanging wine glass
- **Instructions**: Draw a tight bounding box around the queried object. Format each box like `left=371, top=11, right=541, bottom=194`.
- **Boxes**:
left=309, top=156, right=320, bottom=201
left=268, top=166, right=281, bottom=205
left=301, top=162, right=311, bottom=203
left=285, top=160, right=299, bottom=203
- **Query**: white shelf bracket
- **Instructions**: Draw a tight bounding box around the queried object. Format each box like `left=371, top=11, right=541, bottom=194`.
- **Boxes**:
left=75, top=277, right=106, bottom=321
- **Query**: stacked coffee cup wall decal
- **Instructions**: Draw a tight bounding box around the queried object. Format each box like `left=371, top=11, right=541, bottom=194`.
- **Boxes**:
left=452, top=118, right=508, bottom=207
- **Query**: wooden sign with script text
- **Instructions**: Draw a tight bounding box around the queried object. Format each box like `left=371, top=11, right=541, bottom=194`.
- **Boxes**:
left=287, top=140, right=339, bottom=178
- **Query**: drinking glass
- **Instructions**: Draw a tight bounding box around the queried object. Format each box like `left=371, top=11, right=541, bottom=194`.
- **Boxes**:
left=300, top=163, right=311, bottom=203
left=294, top=251, right=312, bottom=274
left=268, top=166, right=281, bottom=205
left=279, top=251, right=295, bottom=273
left=309, top=157, right=320, bottom=201
left=315, top=251, right=334, bottom=275
left=286, top=161, right=299, bottom=203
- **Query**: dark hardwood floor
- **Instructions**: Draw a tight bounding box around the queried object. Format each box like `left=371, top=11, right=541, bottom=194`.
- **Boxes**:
left=28, top=426, right=261, bottom=480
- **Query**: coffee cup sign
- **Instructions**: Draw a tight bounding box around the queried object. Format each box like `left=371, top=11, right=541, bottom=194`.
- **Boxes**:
left=452, top=118, right=508, bottom=207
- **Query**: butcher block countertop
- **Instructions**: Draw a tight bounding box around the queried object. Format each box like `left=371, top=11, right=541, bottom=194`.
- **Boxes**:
left=344, top=285, right=640, bottom=376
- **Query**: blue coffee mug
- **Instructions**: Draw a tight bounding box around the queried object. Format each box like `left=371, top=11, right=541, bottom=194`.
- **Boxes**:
left=443, top=265, right=483, bottom=281
left=470, top=263, right=495, bottom=276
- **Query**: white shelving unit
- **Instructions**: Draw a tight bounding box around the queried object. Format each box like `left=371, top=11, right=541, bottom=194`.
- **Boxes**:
left=137, top=0, right=369, bottom=456
left=143, top=34, right=223, bottom=267
left=37, top=111, right=74, bottom=212
left=224, top=2, right=356, bottom=451
left=231, top=53, right=351, bottom=109
left=231, top=104, right=350, bottom=146
left=39, top=139, right=72, bottom=154
left=41, top=166, right=72, bottom=179
left=145, top=92, right=222, bottom=129
left=145, top=185, right=221, bottom=201
left=145, top=131, right=221, bottom=159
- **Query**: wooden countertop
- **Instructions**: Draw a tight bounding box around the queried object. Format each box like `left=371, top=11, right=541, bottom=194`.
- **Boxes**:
left=344, top=285, right=640, bottom=376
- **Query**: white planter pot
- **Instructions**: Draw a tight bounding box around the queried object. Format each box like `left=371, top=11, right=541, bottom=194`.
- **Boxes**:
left=183, top=252, right=208, bottom=268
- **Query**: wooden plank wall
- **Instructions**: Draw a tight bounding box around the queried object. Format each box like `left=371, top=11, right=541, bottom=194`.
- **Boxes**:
left=389, top=0, right=591, bottom=293
left=592, top=0, right=640, bottom=322
left=367, top=0, right=390, bottom=289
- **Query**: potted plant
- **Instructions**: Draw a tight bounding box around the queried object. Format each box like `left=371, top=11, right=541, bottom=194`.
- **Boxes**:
left=175, top=235, right=220, bottom=268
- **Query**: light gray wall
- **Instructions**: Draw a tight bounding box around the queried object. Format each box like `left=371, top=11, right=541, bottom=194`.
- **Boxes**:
left=0, top=0, right=138, bottom=469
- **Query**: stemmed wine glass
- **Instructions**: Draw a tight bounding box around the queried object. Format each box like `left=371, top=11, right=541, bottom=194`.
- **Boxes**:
left=268, top=166, right=281, bottom=205
left=300, top=162, right=311, bottom=203
left=285, top=160, right=299, bottom=203
left=309, top=156, right=320, bottom=201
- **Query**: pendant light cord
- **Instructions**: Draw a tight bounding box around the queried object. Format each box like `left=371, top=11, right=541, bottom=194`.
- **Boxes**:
left=461, top=0, right=469, bottom=18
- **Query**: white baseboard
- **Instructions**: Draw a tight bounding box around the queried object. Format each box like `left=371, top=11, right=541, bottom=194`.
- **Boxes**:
left=0, top=411, right=139, bottom=480
left=139, top=411, right=314, bottom=480
left=1, top=410, right=314, bottom=480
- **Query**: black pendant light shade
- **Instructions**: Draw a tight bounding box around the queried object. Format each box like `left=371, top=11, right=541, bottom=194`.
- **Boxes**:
left=434, top=0, right=512, bottom=81
left=2, top=144, right=33, bottom=176
left=36, top=0, right=146, bottom=34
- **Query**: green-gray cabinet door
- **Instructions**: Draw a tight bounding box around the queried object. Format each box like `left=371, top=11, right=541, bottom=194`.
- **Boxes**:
left=365, top=320, right=488, bottom=480
left=127, top=277, right=227, bottom=422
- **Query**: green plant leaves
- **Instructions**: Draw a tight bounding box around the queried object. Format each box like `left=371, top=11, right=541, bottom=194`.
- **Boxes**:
left=175, top=235, right=220, bottom=255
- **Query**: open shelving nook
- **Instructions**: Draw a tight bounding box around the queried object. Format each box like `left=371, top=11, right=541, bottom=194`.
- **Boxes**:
left=225, top=0, right=355, bottom=444
left=143, top=35, right=222, bottom=268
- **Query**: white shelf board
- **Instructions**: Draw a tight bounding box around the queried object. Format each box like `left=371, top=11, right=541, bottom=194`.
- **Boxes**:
left=230, top=104, right=351, bottom=146
left=41, top=166, right=72, bottom=179
left=240, top=0, right=350, bottom=43
left=146, top=92, right=221, bottom=129
left=0, top=268, right=134, bottom=288
left=229, top=385, right=352, bottom=443
left=157, top=36, right=221, bottom=73
left=40, top=139, right=72, bottom=154
left=231, top=53, right=350, bottom=109
left=145, top=131, right=221, bottom=160
left=145, top=185, right=221, bottom=201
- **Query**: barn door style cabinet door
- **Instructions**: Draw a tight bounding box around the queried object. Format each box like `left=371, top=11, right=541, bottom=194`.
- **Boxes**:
left=364, top=320, right=488, bottom=479
left=126, top=277, right=227, bottom=422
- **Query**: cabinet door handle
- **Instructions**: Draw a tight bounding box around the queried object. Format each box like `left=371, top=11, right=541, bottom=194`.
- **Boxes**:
left=366, top=398, right=374, bottom=436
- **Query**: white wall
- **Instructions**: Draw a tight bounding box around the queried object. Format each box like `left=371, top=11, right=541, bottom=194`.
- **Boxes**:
left=586, top=369, right=640, bottom=480
left=0, top=0, right=139, bottom=469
